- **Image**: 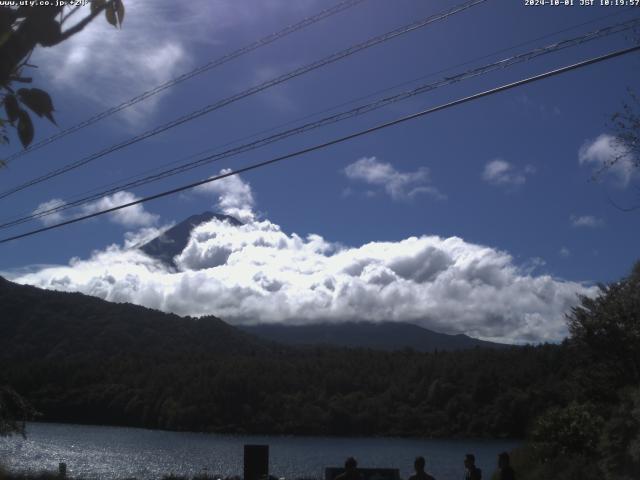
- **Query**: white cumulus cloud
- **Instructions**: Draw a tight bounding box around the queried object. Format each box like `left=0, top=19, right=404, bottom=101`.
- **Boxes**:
left=32, top=198, right=67, bottom=226
left=579, top=134, right=636, bottom=187
left=482, top=159, right=534, bottom=187
left=194, top=169, right=256, bottom=222
left=570, top=214, right=604, bottom=228
left=33, top=191, right=159, bottom=228
left=31, top=0, right=328, bottom=125
left=33, top=0, right=194, bottom=124
left=81, top=191, right=160, bottom=227
left=344, top=157, right=445, bottom=201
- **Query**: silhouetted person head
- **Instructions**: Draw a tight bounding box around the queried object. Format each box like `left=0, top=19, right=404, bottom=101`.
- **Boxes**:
left=464, top=454, right=475, bottom=469
left=464, top=454, right=482, bottom=480
left=497, top=452, right=515, bottom=480
left=335, top=457, right=361, bottom=480
left=408, top=455, right=435, bottom=480
left=345, top=457, right=357, bottom=472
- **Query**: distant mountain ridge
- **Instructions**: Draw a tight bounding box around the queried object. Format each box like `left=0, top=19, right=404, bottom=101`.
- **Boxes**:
left=0, top=277, right=506, bottom=360
left=240, top=321, right=509, bottom=352
left=139, top=211, right=241, bottom=266
left=0, top=275, right=262, bottom=360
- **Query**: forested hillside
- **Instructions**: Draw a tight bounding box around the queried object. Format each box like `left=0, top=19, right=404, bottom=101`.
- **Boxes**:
left=0, top=263, right=640, bottom=480
left=2, top=260, right=640, bottom=479
left=0, top=276, right=576, bottom=438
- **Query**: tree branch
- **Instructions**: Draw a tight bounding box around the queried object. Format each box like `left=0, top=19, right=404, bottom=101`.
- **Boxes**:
left=60, top=5, right=82, bottom=25
left=55, top=1, right=112, bottom=45
left=605, top=191, right=640, bottom=212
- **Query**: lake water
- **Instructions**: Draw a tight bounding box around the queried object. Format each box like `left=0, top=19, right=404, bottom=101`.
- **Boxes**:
left=0, top=423, right=519, bottom=480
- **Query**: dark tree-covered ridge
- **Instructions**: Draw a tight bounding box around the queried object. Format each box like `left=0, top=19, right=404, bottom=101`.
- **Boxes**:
left=1, top=276, right=578, bottom=438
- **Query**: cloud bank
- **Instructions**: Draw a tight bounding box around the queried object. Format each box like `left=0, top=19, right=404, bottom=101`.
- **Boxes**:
left=13, top=171, right=596, bottom=344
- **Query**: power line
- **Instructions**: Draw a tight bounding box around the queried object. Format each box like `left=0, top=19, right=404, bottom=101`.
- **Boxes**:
left=11, top=3, right=632, bottom=222
left=0, top=0, right=488, bottom=201
left=1, top=43, right=638, bottom=245
left=3, top=16, right=638, bottom=230
left=3, top=0, right=369, bottom=164
left=39, top=7, right=637, bottom=208
left=4, top=16, right=637, bottom=230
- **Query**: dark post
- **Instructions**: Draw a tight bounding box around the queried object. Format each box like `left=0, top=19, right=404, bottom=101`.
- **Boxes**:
left=58, top=463, right=67, bottom=478
left=244, top=444, right=269, bottom=480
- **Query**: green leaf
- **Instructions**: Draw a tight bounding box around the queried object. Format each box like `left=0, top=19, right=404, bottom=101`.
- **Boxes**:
left=17, top=88, right=56, bottom=125
left=105, top=2, right=116, bottom=27
left=16, top=109, right=34, bottom=148
left=105, top=0, right=124, bottom=28
left=0, top=29, right=12, bottom=48
left=37, top=19, right=61, bottom=47
left=4, top=94, right=19, bottom=123
left=116, top=0, right=125, bottom=26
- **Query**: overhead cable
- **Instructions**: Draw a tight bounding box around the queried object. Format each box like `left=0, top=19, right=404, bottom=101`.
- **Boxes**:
left=3, top=0, right=369, bottom=164
left=1, top=43, right=638, bottom=245
left=4, top=16, right=638, bottom=230
left=0, top=0, right=488, bottom=200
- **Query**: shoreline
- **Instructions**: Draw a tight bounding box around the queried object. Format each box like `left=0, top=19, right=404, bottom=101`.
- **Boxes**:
left=16, top=421, right=523, bottom=443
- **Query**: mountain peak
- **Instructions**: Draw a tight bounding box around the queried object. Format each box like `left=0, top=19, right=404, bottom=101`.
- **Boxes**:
left=139, top=212, right=241, bottom=267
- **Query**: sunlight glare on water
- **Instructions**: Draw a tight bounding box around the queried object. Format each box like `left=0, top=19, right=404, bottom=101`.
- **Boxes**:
left=0, top=423, right=520, bottom=480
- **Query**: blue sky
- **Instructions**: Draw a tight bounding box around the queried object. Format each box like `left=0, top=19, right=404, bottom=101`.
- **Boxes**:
left=1, top=0, right=639, bottom=342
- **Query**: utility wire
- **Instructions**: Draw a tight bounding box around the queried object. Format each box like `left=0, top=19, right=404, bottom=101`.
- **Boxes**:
left=3, top=0, right=369, bottom=164
left=0, top=0, right=487, bottom=201
left=4, top=16, right=638, bottom=230
left=20, top=5, right=632, bottom=219
left=1, top=43, right=638, bottom=245
left=8, top=4, right=632, bottom=221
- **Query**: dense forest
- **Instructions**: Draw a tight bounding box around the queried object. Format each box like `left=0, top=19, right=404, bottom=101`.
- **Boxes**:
left=0, top=276, right=570, bottom=438
left=1, top=261, right=639, bottom=478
